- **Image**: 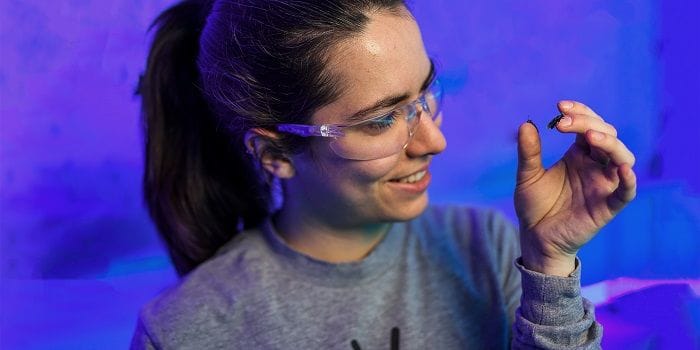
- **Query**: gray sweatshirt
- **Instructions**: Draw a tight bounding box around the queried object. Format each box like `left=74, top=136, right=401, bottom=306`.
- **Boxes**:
left=131, top=205, right=602, bottom=349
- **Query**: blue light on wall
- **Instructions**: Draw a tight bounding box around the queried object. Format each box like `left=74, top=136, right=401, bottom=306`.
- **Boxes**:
left=1, top=0, right=698, bottom=348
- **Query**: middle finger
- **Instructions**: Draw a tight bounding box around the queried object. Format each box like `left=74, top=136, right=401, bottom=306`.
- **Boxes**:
left=553, top=113, right=618, bottom=138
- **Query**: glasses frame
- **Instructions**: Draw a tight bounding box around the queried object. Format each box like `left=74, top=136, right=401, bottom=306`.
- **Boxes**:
left=276, top=79, right=443, bottom=159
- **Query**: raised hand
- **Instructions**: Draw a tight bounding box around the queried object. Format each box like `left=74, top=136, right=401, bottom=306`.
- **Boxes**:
left=515, top=101, right=637, bottom=276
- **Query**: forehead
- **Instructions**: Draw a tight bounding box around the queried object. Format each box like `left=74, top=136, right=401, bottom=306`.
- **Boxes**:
left=313, top=10, right=431, bottom=124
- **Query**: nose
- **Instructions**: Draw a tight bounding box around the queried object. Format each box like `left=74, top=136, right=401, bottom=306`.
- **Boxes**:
left=404, top=111, right=446, bottom=158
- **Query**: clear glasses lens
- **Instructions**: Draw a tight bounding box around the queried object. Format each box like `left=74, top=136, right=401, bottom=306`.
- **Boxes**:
left=330, top=80, right=442, bottom=160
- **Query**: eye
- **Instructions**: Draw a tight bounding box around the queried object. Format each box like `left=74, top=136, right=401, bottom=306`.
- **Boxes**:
left=370, top=113, right=397, bottom=129
left=357, top=110, right=402, bottom=135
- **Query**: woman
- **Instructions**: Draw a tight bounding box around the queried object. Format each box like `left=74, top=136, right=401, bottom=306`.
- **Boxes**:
left=132, top=0, right=637, bottom=348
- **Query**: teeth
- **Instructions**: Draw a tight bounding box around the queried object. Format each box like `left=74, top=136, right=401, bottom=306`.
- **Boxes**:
left=398, top=170, right=426, bottom=184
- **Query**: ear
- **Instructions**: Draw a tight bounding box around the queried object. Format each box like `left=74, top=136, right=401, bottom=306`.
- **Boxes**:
left=243, top=128, right=295, bottom=179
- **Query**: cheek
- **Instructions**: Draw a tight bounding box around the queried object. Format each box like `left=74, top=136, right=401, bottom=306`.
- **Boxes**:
left=328, top=157, right=400, bottom=215
left=332, top=156, right=399, bottom=187
left=309, top=140, right=399, bottom=185
left=301, top=143, right=401, bottom=212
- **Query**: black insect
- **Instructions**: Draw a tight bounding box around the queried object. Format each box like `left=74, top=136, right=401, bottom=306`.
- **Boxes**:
left=547, top=113, right=565, bottom=129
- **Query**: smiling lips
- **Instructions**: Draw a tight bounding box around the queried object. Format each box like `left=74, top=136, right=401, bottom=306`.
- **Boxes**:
left=388, top=168, right=432, bottom=194
left=394, top=170, right=427, bottom=184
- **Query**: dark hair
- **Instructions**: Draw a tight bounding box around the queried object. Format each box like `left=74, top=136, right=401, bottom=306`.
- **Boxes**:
left=140, top=0, right=407, bottom=276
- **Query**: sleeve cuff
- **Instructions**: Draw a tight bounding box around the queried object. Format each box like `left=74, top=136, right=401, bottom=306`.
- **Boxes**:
left=515, top=257, right=585, bottom=326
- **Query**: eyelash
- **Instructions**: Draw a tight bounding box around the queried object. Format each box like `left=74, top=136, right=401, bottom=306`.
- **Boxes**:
left=367, top=112, right=399, bottom=130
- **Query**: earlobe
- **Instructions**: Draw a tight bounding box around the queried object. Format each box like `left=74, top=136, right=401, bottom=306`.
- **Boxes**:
left=243, top=128, right=296, bottom=179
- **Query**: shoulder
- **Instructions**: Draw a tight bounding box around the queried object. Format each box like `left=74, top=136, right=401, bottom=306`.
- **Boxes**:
left=412, top=204, right=518, bottom=247
left=135, top=228, right=270, bottom=344
left=409, top=204, right=520, bottom=273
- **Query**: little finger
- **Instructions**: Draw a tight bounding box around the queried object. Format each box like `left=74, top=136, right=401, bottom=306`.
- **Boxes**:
left=607, top=163, right=637, bottom=212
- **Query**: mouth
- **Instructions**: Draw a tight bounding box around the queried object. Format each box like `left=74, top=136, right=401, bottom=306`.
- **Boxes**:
left=390, top=170, right=428, bottom=184
left=387, top=167, right=432, bottom=194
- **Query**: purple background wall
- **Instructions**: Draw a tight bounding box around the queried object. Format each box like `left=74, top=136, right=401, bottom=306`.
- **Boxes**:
left=1, top=0, right=698, bottom=348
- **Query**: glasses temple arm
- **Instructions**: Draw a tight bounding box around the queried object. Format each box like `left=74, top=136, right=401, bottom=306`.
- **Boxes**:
left=277, top=123, right=344, bottom=138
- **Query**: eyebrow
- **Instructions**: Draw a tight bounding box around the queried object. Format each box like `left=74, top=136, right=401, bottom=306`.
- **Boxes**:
left=343, top=60, right=436, bottom=124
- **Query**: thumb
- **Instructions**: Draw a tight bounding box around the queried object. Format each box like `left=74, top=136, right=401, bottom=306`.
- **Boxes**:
left=517, top=121, right=544, bottom=185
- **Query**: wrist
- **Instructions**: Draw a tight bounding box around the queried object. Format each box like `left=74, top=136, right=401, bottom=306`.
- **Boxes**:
left=521, top=253, right=576, bottom=276
left=520, top=238, right=577, bottom=276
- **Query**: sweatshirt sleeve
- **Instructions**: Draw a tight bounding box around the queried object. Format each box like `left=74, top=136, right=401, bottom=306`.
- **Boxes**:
left=130, top=313, right=158, bottom=350
left=511, top=258, right=602, bottom=349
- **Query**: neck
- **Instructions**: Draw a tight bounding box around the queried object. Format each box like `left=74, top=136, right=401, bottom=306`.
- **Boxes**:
left=272, top=204, right=390, bottom=263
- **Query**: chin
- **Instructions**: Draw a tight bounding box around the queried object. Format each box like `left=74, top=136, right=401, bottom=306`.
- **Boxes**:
left=384, top=192, right=430, bottom=222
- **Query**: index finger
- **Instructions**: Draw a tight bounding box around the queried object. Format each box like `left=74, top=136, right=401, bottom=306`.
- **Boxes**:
left=558, top=100, right=604, bottom=121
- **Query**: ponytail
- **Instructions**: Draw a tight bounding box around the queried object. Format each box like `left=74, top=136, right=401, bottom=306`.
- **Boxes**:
left=140, top=0, right=270, bottom=277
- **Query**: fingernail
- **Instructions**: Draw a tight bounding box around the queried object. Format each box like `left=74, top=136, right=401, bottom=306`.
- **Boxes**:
left=558, top=116, right=572, bottom=127
left=561, top=101, right=574, bottom=110
left=526, top=119, right=539, bottom=132
left=590, top=130, right=604, bottom=140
